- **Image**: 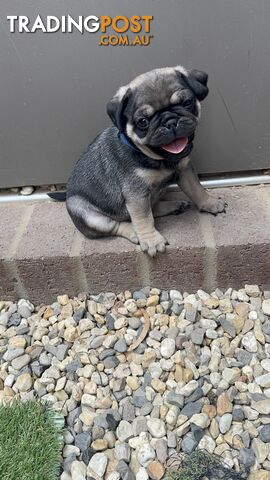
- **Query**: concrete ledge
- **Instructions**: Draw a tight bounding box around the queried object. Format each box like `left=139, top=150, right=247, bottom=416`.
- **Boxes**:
left=0, top=185, right=269, bottom=303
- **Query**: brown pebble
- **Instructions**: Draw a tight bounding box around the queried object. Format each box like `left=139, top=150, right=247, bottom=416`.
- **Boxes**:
left=147, top=460, right=165, bottom=480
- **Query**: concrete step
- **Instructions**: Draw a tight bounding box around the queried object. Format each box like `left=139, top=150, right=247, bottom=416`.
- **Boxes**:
left=0, top=185, right=269, bottom=303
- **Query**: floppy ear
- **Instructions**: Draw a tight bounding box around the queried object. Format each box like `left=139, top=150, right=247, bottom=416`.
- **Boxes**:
left=184, top=69, right=209, bottom=101
left=106, top=88, right=131, bottom=131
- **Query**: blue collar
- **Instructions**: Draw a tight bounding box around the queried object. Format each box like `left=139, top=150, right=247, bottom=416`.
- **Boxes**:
left=117, top=131, right=141, bottom=153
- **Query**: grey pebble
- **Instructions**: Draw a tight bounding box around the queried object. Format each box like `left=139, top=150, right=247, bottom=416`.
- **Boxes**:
left=190, top=424, right=205, bottom=443
left=75, top=431, right=91, bottom=451
left=114, top=391, right=127, bottom=402
left=45, top=344, right=58, bottom=357
left=106, top=410, right=121, bottom=431
left=117, top=460, right=135, bottom=480
left=181, top=434, right=198, bottom=453
left=185, top=387, right=204, bottom=404
left=181, top=402, right=203, bottom=418
left=56, top=344, right=69, bottom=361
left=262, top=324, right=270, bottom=335
left=133, top=416, right=148, bottom=436
left=99, top=348, right=116, bottom=360
left=131, top=388, right=146, bottom=407
left=232, top=407, right=245, bottom=422
left=166, top=327, right=180, bottom=340
left=160, top=291, right=169, bottom=302
left=66, top=358, right=82, bottom=373
left=8, top=304, right=17, bottom=315
left=167, top=431, right=177, bottom=448
left=94, top=415, right=109, bottom=429
left=8, top=313, right=21, bottom=327
left=31, top=362, right=45, bottom=377
left=114, top=443, right=131, bottom=462
left=17, top=305, right=32, bottom=319
left=103, top=356, right=119, bottom=369
left=128, top=317, right=141, bottom=329
left=171, top=303, right=183, bottom=316
left=73, top=306, right=86, bottom=323
left=239, top=448, right=255, bottom=468
left=140, top=402, right=153, bottom=416
left=122, top=399, right=135, bottom=422
left=259, top=425, right=270, bottom=443
left=143, top=371, right=152, bottom=387
left=39, top=352, right=52, bottom=366
left=235, top=349, right=252, bottom=366
left=185, top=307, right=197, bottom=323
left=62, top=453, right=77, bottom=473
left=133, top=291, right=146, bottom=301
left=106, top=313, right=115, bottom=330
left=240, top=431, right=251, bottom=448
left=66, top=407, right=82, bottom=427
left=3, top=348, right=25, bottom=362
left=191, top=328, right=205, bottom=345
left=11, top=353, right=30, bottom=370
left=90, top=336, right=105, bottom=349
left=114, top=339, right=127, bottom=353
left=113, top=378, right=126, bottom=393
left=219, top=318, right=236, bottom=337
left=166, top=392, right=184, bottom=409
left=0, top=312, right=9, bottom=327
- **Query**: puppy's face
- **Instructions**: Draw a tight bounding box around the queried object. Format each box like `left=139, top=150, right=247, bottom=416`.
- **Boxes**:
left=107, top=66, right=208, bottom=160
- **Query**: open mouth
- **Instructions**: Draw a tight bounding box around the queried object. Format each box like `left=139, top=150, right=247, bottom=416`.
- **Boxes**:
left=161, top=137, right=189, bottom=154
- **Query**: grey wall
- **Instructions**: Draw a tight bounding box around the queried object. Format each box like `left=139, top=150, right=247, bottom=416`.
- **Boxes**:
left=1, top=0, right=270, bottom=188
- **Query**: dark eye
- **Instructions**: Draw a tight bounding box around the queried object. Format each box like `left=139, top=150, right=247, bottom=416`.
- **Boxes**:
left=137, top=118, right=149, bottom=130
left=183, top=98, right=193, bottom=107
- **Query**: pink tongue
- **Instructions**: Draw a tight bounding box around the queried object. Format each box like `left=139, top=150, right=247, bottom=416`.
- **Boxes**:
left=162, top=137, right=188, bottom=154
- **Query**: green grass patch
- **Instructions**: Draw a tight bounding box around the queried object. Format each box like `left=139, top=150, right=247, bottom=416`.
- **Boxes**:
left=0, top=401, right=64, bottom=480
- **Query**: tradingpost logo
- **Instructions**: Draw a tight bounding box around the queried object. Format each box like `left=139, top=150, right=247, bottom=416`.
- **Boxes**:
left=6, top=15, right=154, bottom=46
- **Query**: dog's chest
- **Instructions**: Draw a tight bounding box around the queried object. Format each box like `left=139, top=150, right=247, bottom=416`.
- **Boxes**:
left=136, top=167, right=173, bottom=191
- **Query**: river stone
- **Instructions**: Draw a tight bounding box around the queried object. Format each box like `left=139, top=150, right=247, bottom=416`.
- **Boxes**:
left=259, top=425, right=270, bottom=443
left=160, top=338, right=175, bottom=358
left=147, top=418, right=166, bottom=438
left=181, top=434, right=197, bottom=453
left=181, top=402, right=202, bottom=418
left=87, top=453, right=108, bottom=478
left=75, top=432, right=91, bottom=452
left=219, top=414, right=232, bottom=434
left=116, top=421, right=134, bottom=442
left=137, top=443, right=155, bottom=467
left=191, top=328, right=205, bottom=345
left=262, top=300, right=270, bottom=316
left=11, top=354, right=30, bottom=370
left=166, top=392, right=184, bottom=408
left=242, top=332, right=258, bottom=353
left=239, top=448, right=256, bottom=468
left=219, top=318, right=236, bottom=337
left=131, top=388, right=146, bottom=407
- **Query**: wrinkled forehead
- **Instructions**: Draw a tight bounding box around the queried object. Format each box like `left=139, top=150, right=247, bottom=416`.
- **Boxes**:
left=117, top=66, right=189, bottom=116
left=132, top=71, right=187, bottom=113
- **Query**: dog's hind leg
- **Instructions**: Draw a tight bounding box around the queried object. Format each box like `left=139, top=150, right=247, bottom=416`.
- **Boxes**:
left=67, top=195, right=138, bottom=244
left=153, top=200, right=189, bottom=218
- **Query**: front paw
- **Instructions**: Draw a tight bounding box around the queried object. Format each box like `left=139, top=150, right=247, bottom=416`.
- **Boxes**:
left=139, top=230, right=168, bottom=257
left=172, top=200, right=190, bottom=215
left=199, top=196, right=227, bottom=215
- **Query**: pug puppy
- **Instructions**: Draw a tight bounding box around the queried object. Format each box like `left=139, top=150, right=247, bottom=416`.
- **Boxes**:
left=65, top=65, right=226, bottom=256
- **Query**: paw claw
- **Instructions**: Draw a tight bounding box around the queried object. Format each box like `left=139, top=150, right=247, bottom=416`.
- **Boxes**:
left=200, top=196, right=227, bottom=215
left=138, top=230, right=167, bottom=257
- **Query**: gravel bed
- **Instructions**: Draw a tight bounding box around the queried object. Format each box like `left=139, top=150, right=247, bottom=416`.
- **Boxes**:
left=1, top=286, right=270, bottom=480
